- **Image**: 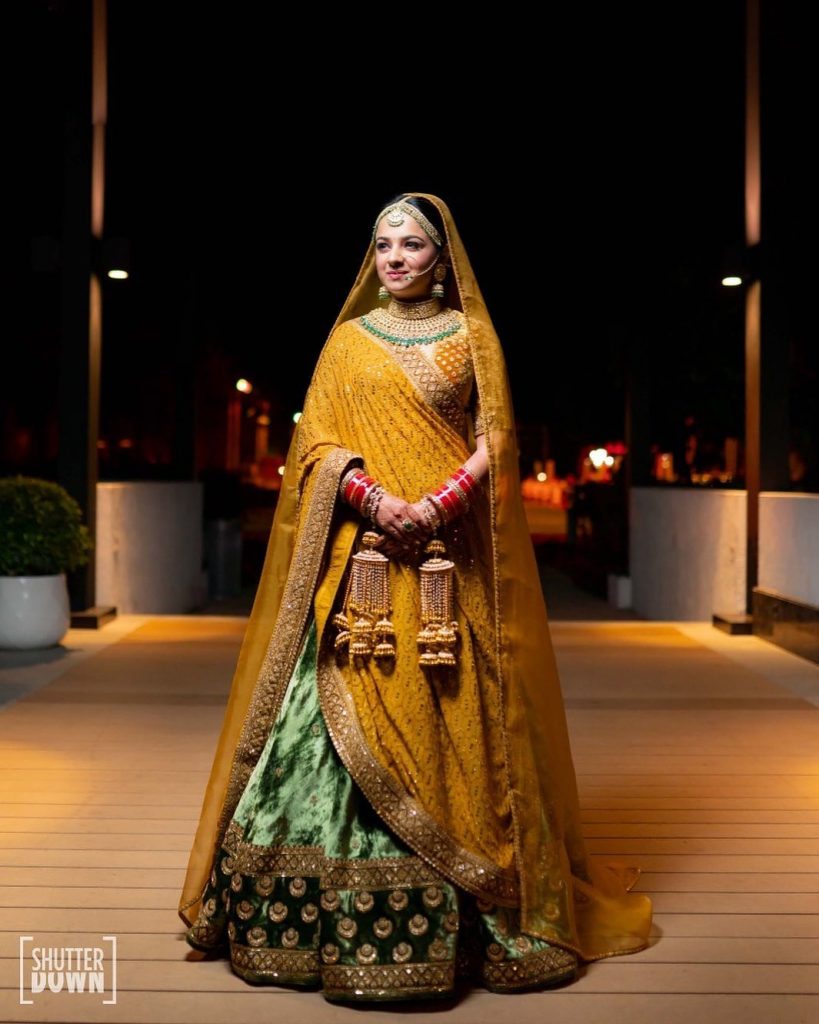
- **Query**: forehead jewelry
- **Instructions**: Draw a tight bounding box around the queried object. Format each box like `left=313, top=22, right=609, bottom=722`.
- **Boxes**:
left=372, top=200, right=444, bottom=248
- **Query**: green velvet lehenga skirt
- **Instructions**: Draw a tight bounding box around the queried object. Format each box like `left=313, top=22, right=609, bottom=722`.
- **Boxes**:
left=185, top=616, right=578, bottom=1001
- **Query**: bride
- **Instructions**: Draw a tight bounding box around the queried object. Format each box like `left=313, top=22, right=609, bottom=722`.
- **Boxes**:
left=179, top=192, right=652, bottom=1002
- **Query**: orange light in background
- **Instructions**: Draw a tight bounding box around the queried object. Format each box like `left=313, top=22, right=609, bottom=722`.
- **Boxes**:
left=588, top=448, right=613, bottom=469
left=655, top=452, right=675, bottom=481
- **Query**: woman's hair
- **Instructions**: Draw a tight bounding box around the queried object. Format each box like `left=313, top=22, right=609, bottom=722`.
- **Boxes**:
left=376, top=193, right=445, bottom=249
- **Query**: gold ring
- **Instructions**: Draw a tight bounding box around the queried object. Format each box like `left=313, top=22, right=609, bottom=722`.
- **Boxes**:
left=402, top=519, right=416, bottom=532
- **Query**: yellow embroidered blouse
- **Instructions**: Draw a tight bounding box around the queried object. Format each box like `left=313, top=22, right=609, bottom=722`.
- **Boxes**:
left=347, top=310, right=485, bottom=441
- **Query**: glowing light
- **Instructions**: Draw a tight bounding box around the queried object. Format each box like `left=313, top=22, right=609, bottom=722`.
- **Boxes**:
left=589, top=447, right=608, bottom=469
left=536, top=472, right=547, bottom=482
left=236, top=378, right=253, bottom=393
left=292, top=411, right=303, bottom=423
left=278, top=465, right=285, bottom=476
left=721, top=276, right=743, bottom=287
left=107, top=269, right=129, bottom=280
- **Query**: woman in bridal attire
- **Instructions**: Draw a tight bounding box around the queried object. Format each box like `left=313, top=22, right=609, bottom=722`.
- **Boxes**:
left=179, top=191, right=652, bottom=1002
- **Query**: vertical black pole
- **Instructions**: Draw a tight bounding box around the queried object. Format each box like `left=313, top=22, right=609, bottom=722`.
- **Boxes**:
left=746, top=0, right=792, bottom=614
left=757, top=4, right=790, bottom=497
left=57, top=0, right=112, bottom=623
left=57, top=0, right=95, bottom=613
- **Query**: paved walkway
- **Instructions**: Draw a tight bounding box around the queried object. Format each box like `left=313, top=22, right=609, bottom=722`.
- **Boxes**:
left=2, top=570, right=819, bottom=1022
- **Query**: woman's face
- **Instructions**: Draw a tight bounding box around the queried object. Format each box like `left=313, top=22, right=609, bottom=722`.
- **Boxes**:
left=374, top=213, right=441, bottom=301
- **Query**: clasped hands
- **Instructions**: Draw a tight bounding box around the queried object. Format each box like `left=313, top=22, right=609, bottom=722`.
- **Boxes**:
left=372, top=492, right=434, bottom=561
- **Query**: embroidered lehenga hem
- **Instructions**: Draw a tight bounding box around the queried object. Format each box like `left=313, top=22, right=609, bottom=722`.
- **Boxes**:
left=184, top=617, right=579, bottom=1001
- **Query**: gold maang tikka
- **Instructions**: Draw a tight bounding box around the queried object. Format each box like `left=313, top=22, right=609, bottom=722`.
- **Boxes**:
left=371, top=200, right=444, bottom=247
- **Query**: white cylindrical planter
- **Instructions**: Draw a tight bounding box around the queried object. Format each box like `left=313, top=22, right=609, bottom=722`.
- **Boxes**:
left=630, top=487, right=747, bottom=620
left=0, top=573, right=71, bottom=649
left=96, top=481, right=207, bottom=613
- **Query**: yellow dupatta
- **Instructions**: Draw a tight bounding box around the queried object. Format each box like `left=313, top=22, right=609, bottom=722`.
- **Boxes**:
left=178, top=193, right=652, bottom=962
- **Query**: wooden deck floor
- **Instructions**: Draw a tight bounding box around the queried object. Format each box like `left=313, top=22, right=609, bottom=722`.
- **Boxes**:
left=2, top=615, right=819, bottom=1023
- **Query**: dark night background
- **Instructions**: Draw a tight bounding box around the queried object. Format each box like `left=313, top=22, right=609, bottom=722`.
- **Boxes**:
left=5, top=1, right=816, bottom=488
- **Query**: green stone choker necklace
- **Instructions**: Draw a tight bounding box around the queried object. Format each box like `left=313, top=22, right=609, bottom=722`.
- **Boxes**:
left=359, top=296, right=462, bottom=346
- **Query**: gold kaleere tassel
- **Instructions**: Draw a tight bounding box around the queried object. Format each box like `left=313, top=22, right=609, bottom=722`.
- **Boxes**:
left=417, top=539, right=459, bottom=667
left=333, top=531, right=396, bottom=661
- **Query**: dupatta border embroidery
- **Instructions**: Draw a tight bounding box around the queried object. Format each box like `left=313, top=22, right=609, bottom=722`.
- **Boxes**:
left=316, top=632, right=520, bottom=908
left=186, top=447, right=362, bottom=917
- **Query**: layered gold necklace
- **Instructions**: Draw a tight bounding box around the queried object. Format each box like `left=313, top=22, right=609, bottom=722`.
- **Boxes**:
left=359, top=296, right=462, bottom=346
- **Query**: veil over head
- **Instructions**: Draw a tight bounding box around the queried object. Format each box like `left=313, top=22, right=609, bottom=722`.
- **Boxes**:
left=179, top=192, right=651, bottom=960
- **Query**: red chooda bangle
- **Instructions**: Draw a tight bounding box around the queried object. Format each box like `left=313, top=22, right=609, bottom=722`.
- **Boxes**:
left=426, top=466, right=481, bottom=524
left=342, top=469, right=378, bottom=514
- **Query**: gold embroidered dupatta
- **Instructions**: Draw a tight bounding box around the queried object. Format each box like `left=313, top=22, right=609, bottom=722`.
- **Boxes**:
left=178, top=193, right=652, bottom=961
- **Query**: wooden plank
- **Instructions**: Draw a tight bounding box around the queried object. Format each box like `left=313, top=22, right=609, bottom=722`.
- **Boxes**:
left=593, top=854, right=819, bottom=872
left=582, top=809, right=819, bottom=823
left=580, top=799, right=819, bottom=809
left=569, top=963, right=819, bottom=994
left=1, top=887, right=184, bottom=909
left=0, top=818, right=198, bottom=833
left=587, top=839, right=819, bottom=854
left=578, top=763, right=819, bottom=775
left=628, top=936, right=819, bottom=964
left=636, top=873, right=819, bottom=893
left=578, top=784, right=819, bottom=796
left=647, top=915, right=819, bottom=937
left=1, top=867, right=184, bottom=887
left=583, top=823, right=819, bottom=838
left=647, top=893, right=819, bottom=914
left=0, top=833, right=193, bottom=851
left=0, top=797, right=205, bottom=810
left=0, top=851, right=187, bottom=868
left=0, top=803, right=201, bottom=817
left=0, top=991, right=814, bottom=1024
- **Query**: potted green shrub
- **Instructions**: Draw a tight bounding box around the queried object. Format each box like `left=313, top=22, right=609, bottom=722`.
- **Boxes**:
left=0, top=475, right=93, bottom=649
